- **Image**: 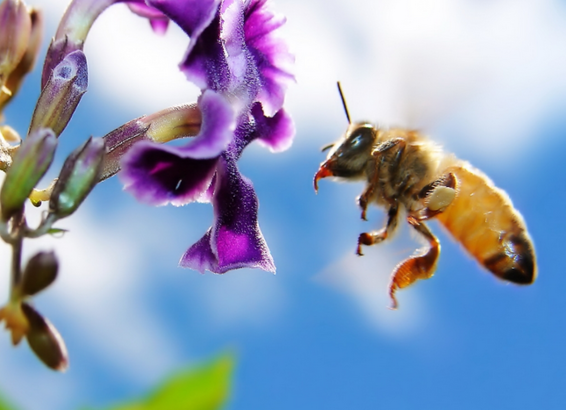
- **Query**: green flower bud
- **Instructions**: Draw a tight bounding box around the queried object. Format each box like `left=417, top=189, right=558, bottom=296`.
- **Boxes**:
left=20, top=251, right=58, bottom=297
left=29, top=50, right=88, bottom=137
left=0, top=0, right=31, bottom=88
left=49, top=136, right=105, bottom=218
left=0, top=128, right=57, bottom=221
left=22, top=303, right=68, bottom=371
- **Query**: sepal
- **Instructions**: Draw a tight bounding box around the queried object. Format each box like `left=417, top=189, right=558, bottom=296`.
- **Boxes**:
left=20, top=251, right=58, bottom=297
left=49, top=136, right=105, bottom=218
left=0, top=128, right=57, bottom=221
left=22, top=303, right=68, bottom=371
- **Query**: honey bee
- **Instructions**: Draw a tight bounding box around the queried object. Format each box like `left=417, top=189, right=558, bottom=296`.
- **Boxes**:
left=314, top=83, right=536, bottom=308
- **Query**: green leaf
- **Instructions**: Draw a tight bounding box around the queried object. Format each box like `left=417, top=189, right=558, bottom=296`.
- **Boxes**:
left=0, top=392, right=20, bottom=410
left=47, top=228, right=68, bottom=236
left=107, top=353, right=235, bottom=410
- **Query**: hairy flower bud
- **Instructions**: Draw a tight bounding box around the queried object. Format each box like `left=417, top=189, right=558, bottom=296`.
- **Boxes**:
left=0, top=0, right=31, bottom=88
left=0, top=128, right=57, bottom=221
left=20, top=251, right=58, bottom=297
left=21, top=303, right=68, bottom=371
left=29, top=50, right=88, bottom=137
left=50, top=136, right=105, bottom=218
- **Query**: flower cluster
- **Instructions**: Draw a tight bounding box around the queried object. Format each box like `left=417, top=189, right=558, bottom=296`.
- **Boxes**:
left=0, top=0, right=293, bottom=370
left=118, top=0, right=294, bottom=273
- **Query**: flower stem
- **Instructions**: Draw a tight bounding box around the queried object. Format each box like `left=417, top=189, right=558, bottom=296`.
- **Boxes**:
left=9, top=213, right=24, bottom=303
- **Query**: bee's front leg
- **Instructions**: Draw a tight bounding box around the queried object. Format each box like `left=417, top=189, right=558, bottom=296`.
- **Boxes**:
left=357, top=204, right=398, bottom=255
left=359, top=138, right=407, bottom=221
left=388, top=220, right=440, bottom=309
left=358, top=189, right=372, bottom=221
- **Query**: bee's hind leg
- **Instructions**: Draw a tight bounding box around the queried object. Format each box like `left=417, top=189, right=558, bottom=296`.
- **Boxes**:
left=388, top=221, right=440, bottom=309
left=414, top=172, right=457, bottom=221
left=357, top=204, right=398, bottom=256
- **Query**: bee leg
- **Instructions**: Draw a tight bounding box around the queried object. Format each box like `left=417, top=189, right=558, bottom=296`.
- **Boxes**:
left=414, top=173, right=457, bottom=221
left=388, top=221, right=440, bottom=309
left=357, top=204, right=399, bottom=256
left=359, top=139, right=406, bottom=220
left=358, top=191, right=371, bottom=221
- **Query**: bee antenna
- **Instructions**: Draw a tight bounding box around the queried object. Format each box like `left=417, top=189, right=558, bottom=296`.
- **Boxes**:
left=337, top=81, right=351, bottom=124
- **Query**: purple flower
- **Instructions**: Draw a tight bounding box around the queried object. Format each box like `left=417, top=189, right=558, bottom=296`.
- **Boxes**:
left=121, top=0, right=294, bottom=273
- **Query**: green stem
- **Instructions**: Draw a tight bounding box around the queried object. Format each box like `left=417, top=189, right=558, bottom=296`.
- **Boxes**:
left=24, top=212, right=57, bottom=238
left=9, top=214, right=23, bottom=303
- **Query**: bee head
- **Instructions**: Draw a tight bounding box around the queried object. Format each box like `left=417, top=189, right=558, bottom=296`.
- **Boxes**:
left=314, top=122, right=377, bottom=192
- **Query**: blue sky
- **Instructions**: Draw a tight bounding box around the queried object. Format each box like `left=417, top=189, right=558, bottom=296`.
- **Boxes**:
left=1, top=0, right=566, bottom=409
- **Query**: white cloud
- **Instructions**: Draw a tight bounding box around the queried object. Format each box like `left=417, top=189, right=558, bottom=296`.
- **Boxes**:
left=282, top=0, right=566, bottom=160
left=34, top=0, right=566, bottom=161
left=85, top=5, right=200, bottom=115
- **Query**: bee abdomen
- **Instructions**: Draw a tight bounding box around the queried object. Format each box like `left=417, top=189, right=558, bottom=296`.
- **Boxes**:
left=435, top=164, right=536, bottom=285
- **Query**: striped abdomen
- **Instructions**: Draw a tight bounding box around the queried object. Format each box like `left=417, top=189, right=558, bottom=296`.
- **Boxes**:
left=435, top=164, right=536, bottom=284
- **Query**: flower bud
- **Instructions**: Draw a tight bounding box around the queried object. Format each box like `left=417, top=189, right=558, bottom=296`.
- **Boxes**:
left=0, top=0, right=31, bottom=88
left=0, top=128, right=57, bottom=221
left=0, top=7, right=42, bottom=112
left=22, top=303, right=68, bottom=371
left=20, top=251, right=58, bottom=297
left=49, top=136, right=105, bottom=218
left=29, top=50, right=88, bottom=137
left=41, top=0, right=116, bottom=88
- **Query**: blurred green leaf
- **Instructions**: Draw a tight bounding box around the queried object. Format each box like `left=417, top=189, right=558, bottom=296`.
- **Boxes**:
left=106, top=353, right=235, bottom=410
left=0, top=393, right=19, bottom=410
left=47, top=228, right=68, bottom=236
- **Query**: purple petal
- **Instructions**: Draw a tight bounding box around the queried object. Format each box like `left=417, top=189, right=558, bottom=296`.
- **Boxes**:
left=149, top=19, right=169, bottom=34
left=244, top=0, right=294, bottom=115
left=149, top=0, right=220, bottom=88
left=179, top=229, right=216, bottom=272
left=119, top=90, right=235, bottom=206
left=127, top=3, right=169, bottom=34
left=175, top=0, right=293, bottom=114
left=251, top=103, right=294, bottom=152
left=179, top=90, right=236, bottom=158
left=120, top=141, right=219, bottom=206
left=127, top=2, right=166, bottom=19
left=180, top=157, right=275, bottom=273
left=199, top=174, right=216, bottom=203
left=180, top=11, right=229, bottom=91
left=177, top=0, right=256, bottom=103
left=148, top=0, right=219, bottom=41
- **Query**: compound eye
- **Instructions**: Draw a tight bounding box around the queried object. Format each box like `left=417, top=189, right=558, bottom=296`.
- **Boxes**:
left=347, top=127, right=374, bottom=152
